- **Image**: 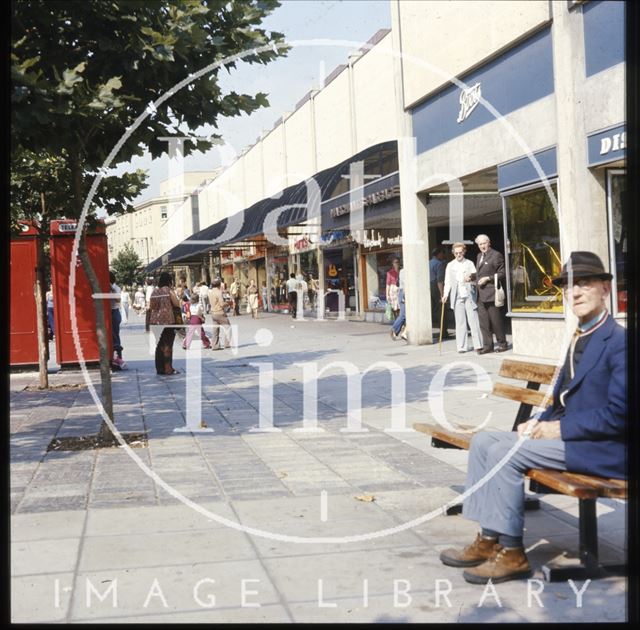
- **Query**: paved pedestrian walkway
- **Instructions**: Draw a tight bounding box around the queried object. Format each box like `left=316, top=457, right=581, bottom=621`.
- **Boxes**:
left=10, top=313, right=626, bottom=622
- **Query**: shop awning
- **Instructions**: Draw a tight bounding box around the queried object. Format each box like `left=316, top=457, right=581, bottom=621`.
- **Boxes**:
left=146, top=140, right=398, bottom=273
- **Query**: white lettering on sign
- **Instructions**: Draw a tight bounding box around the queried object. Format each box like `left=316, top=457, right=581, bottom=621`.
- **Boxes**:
left=330, top=185, right=400, bottom=219
left=600, top=131, right=626, bottom=156
left=58, top=223, right=78, bottom=233
left=457, top=82, right=482, bottom=124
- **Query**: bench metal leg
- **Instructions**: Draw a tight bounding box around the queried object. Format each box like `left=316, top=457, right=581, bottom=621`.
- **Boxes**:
left=541, top=498, right=626, bottom=581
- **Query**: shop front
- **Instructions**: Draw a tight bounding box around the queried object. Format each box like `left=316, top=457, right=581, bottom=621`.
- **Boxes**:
left=319, top=231, right=357, bottom=313
left=267, top=248, right=290, bottom=310
left=360, top=230, right=403, bottom=319
left=586, top=123, right=626, bottom=318
left=321, top=169, right=402, bottom=317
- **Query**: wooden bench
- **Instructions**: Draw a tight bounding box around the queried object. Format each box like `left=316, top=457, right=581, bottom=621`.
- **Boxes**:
left=414, top=359, right=628, bottom=582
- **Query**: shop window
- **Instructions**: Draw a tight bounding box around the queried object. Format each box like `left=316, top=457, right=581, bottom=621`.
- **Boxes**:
left=365, top=250, right=402, bottom=308
left=607, top=169, right=626, bottom=315
left=503, top=183, right=563, bottom=315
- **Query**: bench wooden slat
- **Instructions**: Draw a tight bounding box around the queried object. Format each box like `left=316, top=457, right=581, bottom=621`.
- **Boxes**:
left=527, top=469, right=627, bottom=500
left=492, top=382, right=552, bottom=408
left=413, top=423, right=473, bottom=450
left=499, top=359, right=556, bottom=385
left=526, top=469, right=599, bottom=499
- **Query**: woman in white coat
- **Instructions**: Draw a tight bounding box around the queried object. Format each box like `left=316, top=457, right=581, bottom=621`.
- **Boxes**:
left=441, top=242, right=483, bottom=353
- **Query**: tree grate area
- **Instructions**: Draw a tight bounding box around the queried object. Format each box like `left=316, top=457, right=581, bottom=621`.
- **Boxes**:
left=47, top=432, right=147, bottom=452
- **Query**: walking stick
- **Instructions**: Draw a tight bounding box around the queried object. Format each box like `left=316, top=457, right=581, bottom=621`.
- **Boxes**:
left=439, top=299, right=445, bottom=355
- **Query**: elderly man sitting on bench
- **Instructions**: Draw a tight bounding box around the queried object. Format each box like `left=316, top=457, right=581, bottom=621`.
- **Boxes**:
left=440, top=251, right=626, bottom=584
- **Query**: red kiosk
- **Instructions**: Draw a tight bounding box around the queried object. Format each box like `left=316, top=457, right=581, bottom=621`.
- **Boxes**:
left=10, top=221, right=42, bottom=368
left=49, top=219, right=112, bottom=368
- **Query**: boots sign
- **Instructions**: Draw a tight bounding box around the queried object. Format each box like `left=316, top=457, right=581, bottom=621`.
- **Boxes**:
left=456, top=82, right=482, bottom=124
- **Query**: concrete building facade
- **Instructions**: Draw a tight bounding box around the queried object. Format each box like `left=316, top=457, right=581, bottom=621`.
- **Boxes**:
left=147, top=1, right=625, bottom=358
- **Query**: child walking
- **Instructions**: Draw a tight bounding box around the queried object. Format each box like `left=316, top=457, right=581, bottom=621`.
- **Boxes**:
left=183, top=294, right=211, bottom=350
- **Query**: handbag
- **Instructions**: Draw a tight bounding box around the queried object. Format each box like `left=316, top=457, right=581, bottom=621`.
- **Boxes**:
left=494, top=274, right=506, bottom=307
left=384, top=302, right=394, bottom=321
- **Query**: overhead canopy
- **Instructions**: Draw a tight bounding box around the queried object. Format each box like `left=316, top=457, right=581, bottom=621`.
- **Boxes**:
left=146, top=140, right=397, bottom=273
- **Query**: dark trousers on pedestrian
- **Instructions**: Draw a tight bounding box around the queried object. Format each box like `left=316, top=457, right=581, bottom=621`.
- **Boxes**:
left=145, top=308, right=151, bottom=332
left=288, top=291, right=297, bottom=318
left=47, top=307, right=55, bottom=339
left=477, top=300, right=506, bottom=350
left=233, top=297, right=240, bottom=316
left=155, top=327, right=176, bottom=374
left=111, top=308, right=122, bottom=358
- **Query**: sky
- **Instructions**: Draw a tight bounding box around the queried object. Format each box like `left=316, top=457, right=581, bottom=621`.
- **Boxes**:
left=114, top=0, right=392, bottom=206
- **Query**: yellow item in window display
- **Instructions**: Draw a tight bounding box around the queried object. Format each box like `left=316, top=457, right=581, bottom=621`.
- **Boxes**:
left=514, top=243, right=563, bottom=312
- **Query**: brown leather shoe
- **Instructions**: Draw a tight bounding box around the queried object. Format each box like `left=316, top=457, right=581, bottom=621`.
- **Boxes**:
left=462, top=547, right=532, bottom=584
left=439, top=534, right=502, bottom=568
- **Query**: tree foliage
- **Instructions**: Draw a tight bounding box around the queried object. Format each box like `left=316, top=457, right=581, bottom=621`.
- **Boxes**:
left=12, top=0, right=287, bottom=224
left=11, top=0, right=287, bottom=418
left=111, top=243, right=144, bottom=287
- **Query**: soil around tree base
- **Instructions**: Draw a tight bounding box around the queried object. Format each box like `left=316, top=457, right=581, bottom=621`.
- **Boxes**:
left=24, top=383, right=88, bottom=392
left=47, top=432, right=148, bottom=452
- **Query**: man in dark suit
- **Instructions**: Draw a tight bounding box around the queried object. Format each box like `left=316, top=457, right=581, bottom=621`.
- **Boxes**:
left=472, top=234, right=508, bottom=354
left=439, top=251, right=626, bottom=584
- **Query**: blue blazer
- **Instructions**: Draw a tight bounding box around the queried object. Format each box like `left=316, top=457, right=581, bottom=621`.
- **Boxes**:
left=540, top=315, right=626, bottom=479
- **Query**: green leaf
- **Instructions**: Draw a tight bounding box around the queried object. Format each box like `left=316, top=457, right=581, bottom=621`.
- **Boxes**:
left=57, top=62, right=86, bottom=94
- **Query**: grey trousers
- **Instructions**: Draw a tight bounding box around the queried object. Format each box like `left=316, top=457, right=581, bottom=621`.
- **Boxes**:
left=462, top=432, right=567, bottom=537
left=453, top=296, right=483, bottom=351
left=210, top=313, right=232, bottom=348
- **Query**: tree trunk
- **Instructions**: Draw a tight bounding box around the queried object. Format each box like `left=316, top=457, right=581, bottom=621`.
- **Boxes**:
left=78, top=237, right=114, bottom=441
left=69, top=151, right=114, bottom=441
left=34, top=233, right=49, bottom=389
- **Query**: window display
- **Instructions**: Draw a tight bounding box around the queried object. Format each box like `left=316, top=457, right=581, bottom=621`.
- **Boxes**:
left=607, top=170, right=626, bottom=315
left=364, top=249, right=402, bottom=310
left=504, top=183, right=563, bottom=314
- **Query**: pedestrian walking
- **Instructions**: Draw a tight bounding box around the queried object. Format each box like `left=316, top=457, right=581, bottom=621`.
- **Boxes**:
left=390, top=268, right=407, bottom=341
left=286, top=273, right=298, bottom=318
left=208, top=279, right=233, bottom=349
left=230, top=278, right=241, bottom=316
left=386, top=258, right=401, bottom=319
left=148, top=272, right=181, bottom=375
left=441, top=243, right=483, bottom=353
left=133, top=285, right=145, bottom=316
left=45, top=285, right=55, bottom=340
left=199, top=281, right=210, bottom=315
left=472, top=234, right=508, bottom=354
left=109, top=271, right=126, bottom=369
left=261, top=281, right=268, bottom=313
left=247, top=279, right=259, bottom=318
left=144, top=277, right=155, bottom=332
left=183, top=294, right=211, bottom=350
left=120, top=285, right=130, bottom=325
left=429, top=247, right=450, bottom=339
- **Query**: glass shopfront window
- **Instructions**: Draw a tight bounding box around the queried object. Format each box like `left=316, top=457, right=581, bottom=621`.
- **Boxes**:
left=364, top=249, right=402, bottom=309
left=503, top=183, right=563, bottom=315
left=324, top=247, right=357, bottom=311
left=268, top=255, right=289, bottom=308
left=607, top=169, right=626, bottom=315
